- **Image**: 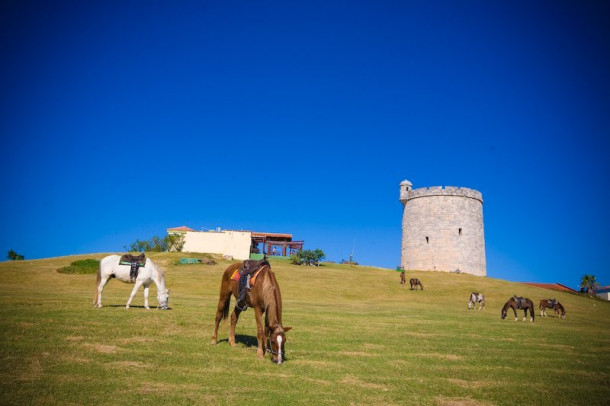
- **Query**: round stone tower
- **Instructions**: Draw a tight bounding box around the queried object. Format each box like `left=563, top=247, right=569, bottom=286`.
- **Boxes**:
left=399, top=180, right=486, bottom=276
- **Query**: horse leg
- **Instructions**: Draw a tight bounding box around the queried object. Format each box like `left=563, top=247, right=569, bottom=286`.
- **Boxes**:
left=211, top=292, right=232, bottom=344
left=142, top=284, right=150, bottom=310
left=254, top=307, right=265, bottom=359
left=95, top=275, right=111, bottom=308
left=126, top=280, right=144, bottom=309
left=229, top=307, right=242, bottom=347
left=512, top=307, right=518, bottom=321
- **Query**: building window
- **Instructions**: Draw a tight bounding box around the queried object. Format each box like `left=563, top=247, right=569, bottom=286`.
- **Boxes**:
left=426, top=236, right=429, bottom=243
left=459, top=228, right=462, bottom=236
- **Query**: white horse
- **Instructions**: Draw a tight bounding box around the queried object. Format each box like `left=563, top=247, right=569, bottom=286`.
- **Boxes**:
left=468, top=292, right=485, bottom=310
left=93, top=254, right=170, bottom=309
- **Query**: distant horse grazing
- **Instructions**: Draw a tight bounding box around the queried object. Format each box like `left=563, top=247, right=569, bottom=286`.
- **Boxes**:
left=94, top=254, right=170, bottom=309
left=410, top=278, right=423, bottom=290
left=211, top=259, right=292, bottom=364
left=539, top=299, right=566, bottom=319
left=501, top=296, right=534, bottom=322
left=400, top=271, right=406, bottom=285
left=468, top=292, right=485, bottom=310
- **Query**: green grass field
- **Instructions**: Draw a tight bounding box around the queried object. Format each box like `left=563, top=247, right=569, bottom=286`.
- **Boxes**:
left=0, top=253, right=608, bottom=405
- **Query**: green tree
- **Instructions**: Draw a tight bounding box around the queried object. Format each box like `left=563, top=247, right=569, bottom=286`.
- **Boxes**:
left=166, top=233, right=185, bottom=252
left=7, top=250, right=24, bottom=260
left=290, top=249, right=325, bottom=266
left=580, top=274, right=599, bottom=293
left=124, top=234, right=185, bottom=253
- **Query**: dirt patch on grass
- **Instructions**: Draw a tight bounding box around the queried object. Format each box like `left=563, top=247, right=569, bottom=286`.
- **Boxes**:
left=82, top=343, right=119, bottom=354
left=106, top=361, right=149, bottom=368
left=18, top=357, right=43, bottom=381
left=436, top=396, right=491, bottom=406
left=447, top=378, right=489, bottom=389
left=412, top=353, right=464, bottom=361
left=337, top=351, right=374, bottom=357
left=291, top=359, right=337, bottom=368
left=117, top=336, right=156, bottom=344
left=340, top=375, right=388, bottom=391
left=66, top=336, right=84, bottom=341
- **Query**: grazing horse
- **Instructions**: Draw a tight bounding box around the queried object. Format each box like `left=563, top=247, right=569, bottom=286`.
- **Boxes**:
left=400, top=271, right=406, bottom=285
left=410, top=278, right=423, bottom=290
left=93, top=255, right=170, bottom=309
left=211, top=260, right=292, bottom=364
left=501, top=296, right=534, bottom=322
left=540, top=299, right=566, bottom=319
left=468, top=292, right=485, bottom=310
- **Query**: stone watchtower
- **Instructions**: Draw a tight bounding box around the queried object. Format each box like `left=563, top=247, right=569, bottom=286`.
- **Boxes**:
left=399, top=180, right=486, bottom=276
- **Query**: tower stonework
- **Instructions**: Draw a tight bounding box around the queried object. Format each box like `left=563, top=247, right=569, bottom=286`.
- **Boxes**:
left=399, top=180, right=486, bottom=276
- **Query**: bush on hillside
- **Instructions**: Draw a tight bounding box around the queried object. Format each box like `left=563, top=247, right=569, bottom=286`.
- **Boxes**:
left=57, top=259, right=100, bottom=274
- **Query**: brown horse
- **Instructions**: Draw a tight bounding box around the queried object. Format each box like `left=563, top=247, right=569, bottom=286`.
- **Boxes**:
left=539, top=299, right=566, bottom=319
left=211, top=260, right=291, bottom=364
left=410, top=278, right=423, bottom=290
left=400, top=271, right=406, bottom=285
left=501, top=296, right=534, bottom=322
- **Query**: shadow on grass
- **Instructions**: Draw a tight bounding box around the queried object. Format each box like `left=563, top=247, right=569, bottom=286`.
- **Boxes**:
left=216, top=334, right=258, bottom=347
left=104, top=305, right=173, bottom=310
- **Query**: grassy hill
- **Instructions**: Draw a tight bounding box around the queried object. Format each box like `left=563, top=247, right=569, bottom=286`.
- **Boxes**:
left=0, top=253, right=608, bottom=405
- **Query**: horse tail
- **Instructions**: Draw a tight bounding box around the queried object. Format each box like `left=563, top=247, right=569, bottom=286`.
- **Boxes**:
left=217, top=264, right=238, bottom=320
left=93, top=263, right=101, bottom=306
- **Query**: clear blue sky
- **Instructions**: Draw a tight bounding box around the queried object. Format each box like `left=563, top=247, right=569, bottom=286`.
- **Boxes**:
left=1, top=1, right=609, bottom=290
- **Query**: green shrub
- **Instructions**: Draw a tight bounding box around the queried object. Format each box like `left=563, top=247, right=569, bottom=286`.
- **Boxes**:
left=57, top=259, right=100, bottom=274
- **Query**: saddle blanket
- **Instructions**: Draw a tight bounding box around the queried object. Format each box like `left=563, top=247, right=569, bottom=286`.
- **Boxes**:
left=231, top=266, right=265, bottom=286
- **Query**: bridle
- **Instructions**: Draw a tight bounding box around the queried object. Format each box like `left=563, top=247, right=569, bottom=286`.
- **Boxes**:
left=266, top=331, right=284, bottom=359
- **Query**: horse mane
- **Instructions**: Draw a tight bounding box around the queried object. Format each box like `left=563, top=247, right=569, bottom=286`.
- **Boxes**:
left=260, top=267, right=282, bottom=326
left=150, top=261, right=166, bottom=287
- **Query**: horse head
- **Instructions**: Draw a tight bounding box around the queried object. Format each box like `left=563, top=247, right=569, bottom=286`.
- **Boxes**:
left=501, top=305, right=508, bottom=319
left=267, top=324, right=292, bottom=364
left=157, top=289, right=170, bottom=310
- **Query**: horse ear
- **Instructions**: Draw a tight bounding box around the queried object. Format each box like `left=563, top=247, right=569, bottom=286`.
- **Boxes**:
left=284, top=326, right=292, bottom=333
left=166, top=289, right=171, bottom=294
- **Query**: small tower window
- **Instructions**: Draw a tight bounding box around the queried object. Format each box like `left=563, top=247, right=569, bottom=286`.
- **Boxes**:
left=459, top=228, right=462, bottom=236
left=425, top=236, right=429, bottom=244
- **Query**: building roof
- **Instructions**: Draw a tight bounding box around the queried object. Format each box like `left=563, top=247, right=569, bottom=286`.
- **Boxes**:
left=251, top=231, right=292, bottom=239
left=522, top=282, right=578, bottom=293
left=167, top=226, right=195, bottom=232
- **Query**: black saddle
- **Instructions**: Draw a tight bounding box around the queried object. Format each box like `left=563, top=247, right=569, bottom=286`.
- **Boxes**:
left=120, top=253, right=146, bottom=281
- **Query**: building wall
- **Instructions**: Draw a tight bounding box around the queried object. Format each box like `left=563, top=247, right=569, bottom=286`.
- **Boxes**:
left=400, top=182, right=486, bottom=276
left=181, top=230, right=252, bottom=260
left=595, top=291, right=610, bottom=301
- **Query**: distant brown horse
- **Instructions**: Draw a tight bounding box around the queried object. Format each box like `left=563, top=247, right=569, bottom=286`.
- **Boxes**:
left=400, top=271, right=406, bottom=285
left=410, top=278, right=423, bottom=290
left=211, top=260, right=291, bottom=364
left=501, top=296, right=534, bottom=322
left=539, top=299, right=566, bottom=319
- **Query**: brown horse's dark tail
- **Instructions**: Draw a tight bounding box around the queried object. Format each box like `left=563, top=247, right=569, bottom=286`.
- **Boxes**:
left=218, top=265, right=238, bottom=320
left=220, top=290, right=231, bottom=320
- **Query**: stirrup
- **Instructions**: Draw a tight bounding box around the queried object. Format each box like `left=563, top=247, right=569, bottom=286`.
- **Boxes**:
left=236, top=300, right=248, bottom=311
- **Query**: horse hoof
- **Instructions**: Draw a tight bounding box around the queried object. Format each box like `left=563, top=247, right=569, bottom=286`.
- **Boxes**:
left=211, top=339, right=217, bottom=345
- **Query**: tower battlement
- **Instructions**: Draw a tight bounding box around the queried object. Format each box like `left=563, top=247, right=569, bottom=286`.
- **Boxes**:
left=400, top=185, right=483, bottom=204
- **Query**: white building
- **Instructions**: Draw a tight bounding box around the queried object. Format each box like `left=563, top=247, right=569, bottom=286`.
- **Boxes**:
left=167, top=226, right=303, bottom=260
